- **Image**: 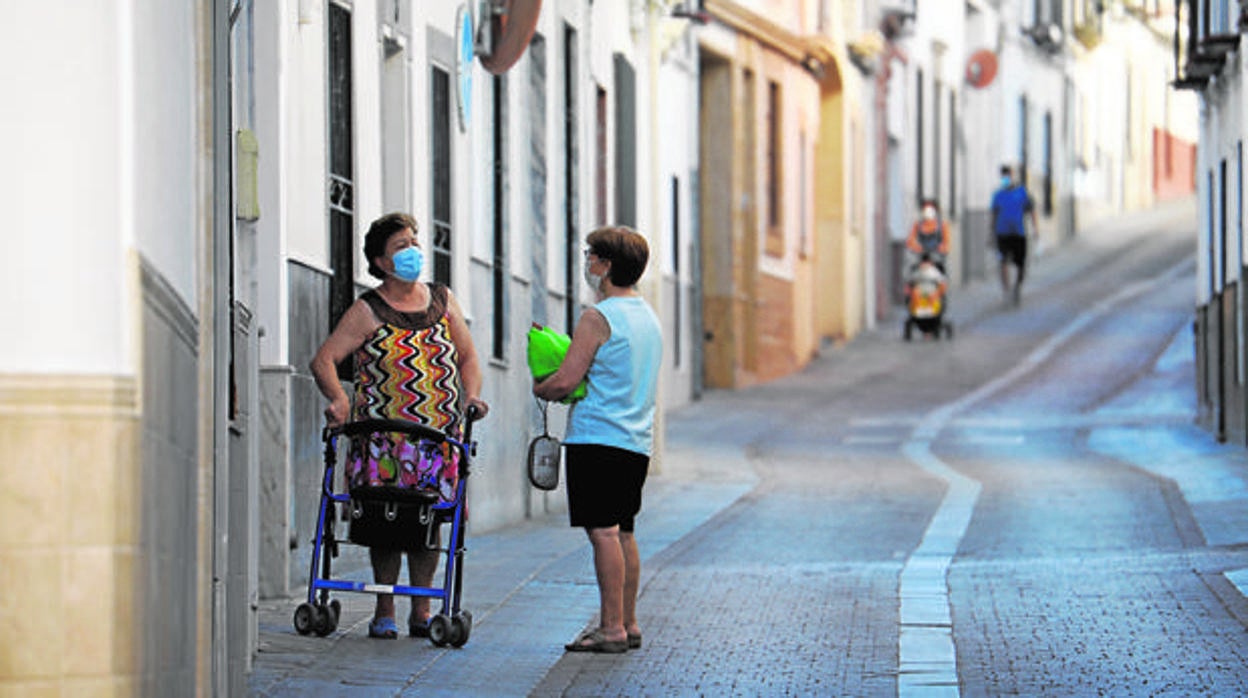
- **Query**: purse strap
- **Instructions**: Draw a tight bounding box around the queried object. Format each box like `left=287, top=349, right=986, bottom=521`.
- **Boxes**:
left=537, top=395, right=552, bottom=438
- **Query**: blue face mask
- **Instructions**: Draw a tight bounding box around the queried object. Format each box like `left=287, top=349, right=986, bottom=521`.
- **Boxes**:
left=390, top=246, right=424, bottom=282
left=1001, top=176, right=1013, bottom=188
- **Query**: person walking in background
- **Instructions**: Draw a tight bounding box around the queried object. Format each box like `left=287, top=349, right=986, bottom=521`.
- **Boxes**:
left=310, top=212, right=489, bottom=639
left=991, top=164, right=1039, bottom=306
left=533, top=226, right=663, bottom=654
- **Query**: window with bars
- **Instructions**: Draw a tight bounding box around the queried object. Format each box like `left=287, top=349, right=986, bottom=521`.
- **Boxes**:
left=328, top=1, right=355, bottom=380
left=765, top=79, right=783, bottom=256
left=1043, top=111, right=1053, bottom=216
left=949, top=95, right=957, bottom=218
left=916, top=68, right=925, bottom=203
left=491, top=75, right=507, bottom=361
left=595, top=86, right=608, bottom=226
left=431, top=65, right=453, bottom=285
left=1019, top=95, right=1029, bottom=184
left=671, top=175, right=682, bottom=367
left=563, top=25, right=578, bottom=332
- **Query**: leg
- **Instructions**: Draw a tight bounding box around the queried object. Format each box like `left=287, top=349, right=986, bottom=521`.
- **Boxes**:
left=370, top=547, right=401, bottom=621
left=997, top=244, right=1011, bottom=295
left=1011, top=239, right=1028, bottom=305
left=620, top=530, right=641, bottom=638
left=406, top=527, right=441, bottom=623
left=585, top=526, right=628, bottom=643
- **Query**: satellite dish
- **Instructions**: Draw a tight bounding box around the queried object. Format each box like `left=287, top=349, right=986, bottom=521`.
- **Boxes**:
left=478, top=0, right=543, bottom=75
left=965, top=49, right=998, bottom=89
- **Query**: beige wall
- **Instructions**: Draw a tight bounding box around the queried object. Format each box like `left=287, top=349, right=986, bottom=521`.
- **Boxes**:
left=0, top=375, right=141, bottom=695
left=699, top=0, right=844, bottom=388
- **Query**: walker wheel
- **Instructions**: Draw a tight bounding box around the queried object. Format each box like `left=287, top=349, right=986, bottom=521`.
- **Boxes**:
left=293, top=603, right=318, bottom=635
left=314, top=603, right=337, bottom=636
left=450, top=611, right=472, bottom=648
left=428, top=614, right=453, bottom=647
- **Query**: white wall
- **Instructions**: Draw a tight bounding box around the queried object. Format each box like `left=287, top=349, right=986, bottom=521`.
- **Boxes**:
left=898, top=0, right=968, bottom=236
left=284, top=2, right=330, bottom=271
left=0, top=4, right=151, bottom=375
left=255, top=0, right=289, bottom=366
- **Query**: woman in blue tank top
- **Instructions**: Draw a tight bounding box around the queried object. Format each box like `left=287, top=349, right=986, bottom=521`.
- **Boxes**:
left=533, top=226, right=663, bottom=654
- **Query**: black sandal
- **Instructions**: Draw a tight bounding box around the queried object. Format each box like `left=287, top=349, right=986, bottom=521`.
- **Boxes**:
left=564, top=628, right=627, bottom=654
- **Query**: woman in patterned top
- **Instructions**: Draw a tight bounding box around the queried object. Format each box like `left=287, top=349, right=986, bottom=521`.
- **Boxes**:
left=310, top=212, right=489, bottom=639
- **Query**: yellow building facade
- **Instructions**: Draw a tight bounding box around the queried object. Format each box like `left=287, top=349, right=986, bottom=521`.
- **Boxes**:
left=699, top=0, right=868, bottom=389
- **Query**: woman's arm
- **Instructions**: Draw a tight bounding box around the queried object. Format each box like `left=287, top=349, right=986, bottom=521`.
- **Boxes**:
left=904, top=223, right=921, bottom=253
left=445, top=289, right=490, bottom=418
left=310, top=299, right=375, bottom=426
left=533, top=308, right=609, bottom=402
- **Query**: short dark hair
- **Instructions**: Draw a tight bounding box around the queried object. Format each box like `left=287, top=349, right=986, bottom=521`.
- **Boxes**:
left=364, top=212, right=419, bottom=280
left=1000, top=165, right=1013, bottom=177
left=586, top=226, right=650, bottom=288
left=921, top=198, right=939, bottom=210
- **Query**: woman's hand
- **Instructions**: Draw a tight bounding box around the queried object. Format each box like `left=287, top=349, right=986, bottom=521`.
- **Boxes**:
left=324, top=395, right=351, bottom=427
left=464, top=395, right=490, bottom=420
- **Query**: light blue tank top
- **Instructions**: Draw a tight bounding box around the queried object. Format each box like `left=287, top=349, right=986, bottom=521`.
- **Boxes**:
left=564, top=296, right=663, bottom=455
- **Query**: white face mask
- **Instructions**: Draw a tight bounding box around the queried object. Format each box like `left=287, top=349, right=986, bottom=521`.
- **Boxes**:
left=922, top=206, right=937, bottom=220
left=583, top=264, right=605, bottom=292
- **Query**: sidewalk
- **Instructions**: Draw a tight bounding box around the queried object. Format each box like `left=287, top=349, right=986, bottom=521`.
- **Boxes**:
left=249, top=197, right=1248, bottom=695
left=248, top=428, right=758, bottom=696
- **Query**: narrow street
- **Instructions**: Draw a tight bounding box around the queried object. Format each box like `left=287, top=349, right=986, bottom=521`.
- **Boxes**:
left=251, top=198, right=1248, bottom=696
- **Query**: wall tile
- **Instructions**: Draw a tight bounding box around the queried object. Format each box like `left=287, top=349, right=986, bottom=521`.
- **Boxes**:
left=0, top=680, right=59, bottom=698
left=0, top=551, right=63, bottom=678
left=62, top=547, right=116, bottom=676
left=60, top=677, right=136, bottom=697
left=0, top=421, right=65, bottom=549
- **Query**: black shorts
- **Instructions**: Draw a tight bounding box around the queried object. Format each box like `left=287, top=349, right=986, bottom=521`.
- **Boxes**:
left=996, top=235, right=1027, bottom=267
left=565, top=444, right=649, bottom=532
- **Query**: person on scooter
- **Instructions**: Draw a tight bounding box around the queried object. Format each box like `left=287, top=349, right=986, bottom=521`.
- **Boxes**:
left=905, top=198, right=950, bottom=273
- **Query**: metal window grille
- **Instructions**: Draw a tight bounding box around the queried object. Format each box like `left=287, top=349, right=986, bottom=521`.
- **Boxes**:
left=327, top=3, right=355, bottom=381
left=564, top=25, right=578, bottom=332
left=431, top=65, right=452, bottom=285
left=491, top=75, right=507, bottom=360
left=916, top=69, right=925, bottom=202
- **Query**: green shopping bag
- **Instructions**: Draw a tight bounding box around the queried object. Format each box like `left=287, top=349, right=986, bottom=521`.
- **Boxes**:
left=527, top=323, right=587, bottom=403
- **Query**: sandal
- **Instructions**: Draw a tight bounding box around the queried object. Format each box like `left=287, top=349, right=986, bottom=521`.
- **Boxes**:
left=627, top=631, right=642, bottom=649
left=564, top=628, right=628, bottom=654
left=368, top=616, right=399, bottom=639
left=409, top=614, right=430, bottom=638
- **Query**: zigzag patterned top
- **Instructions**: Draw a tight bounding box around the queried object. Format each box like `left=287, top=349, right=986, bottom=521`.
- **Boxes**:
left=345, top=285, right=463, bottom=503
left=351, top=284, right=462, bottom=438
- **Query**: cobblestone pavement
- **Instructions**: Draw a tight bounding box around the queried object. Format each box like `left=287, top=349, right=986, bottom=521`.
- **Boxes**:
left=250, top=198, right=1248, bottom=696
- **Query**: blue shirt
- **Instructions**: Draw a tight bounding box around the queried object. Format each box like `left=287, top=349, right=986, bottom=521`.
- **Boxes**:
left=991, top=185, right=1032, bottom=237
left=565, top=296, right=663, bottom=456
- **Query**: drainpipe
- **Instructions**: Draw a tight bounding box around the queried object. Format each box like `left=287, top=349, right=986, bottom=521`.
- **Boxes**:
left=209, top=0, right=233, bottom=692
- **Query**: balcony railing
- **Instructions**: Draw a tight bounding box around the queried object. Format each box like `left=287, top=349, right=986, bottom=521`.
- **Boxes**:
left=1172, top=0, right=1241, bottom=90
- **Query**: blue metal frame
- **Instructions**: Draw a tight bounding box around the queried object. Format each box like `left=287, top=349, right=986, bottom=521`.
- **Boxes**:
left=302, top=419, right=475, bottom=620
